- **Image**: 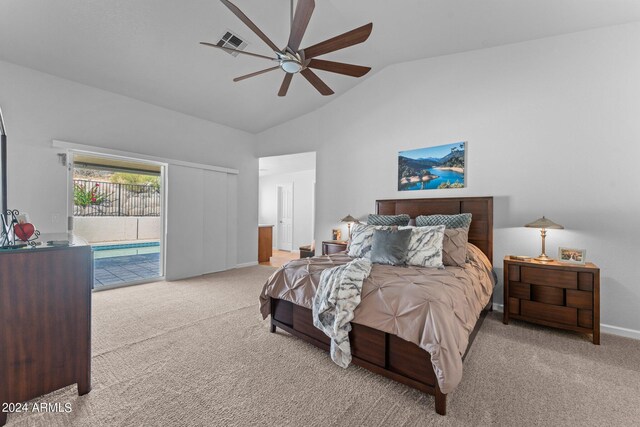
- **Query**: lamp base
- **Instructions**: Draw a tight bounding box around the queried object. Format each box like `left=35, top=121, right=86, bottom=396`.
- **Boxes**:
left=534, top=254, right=554, bottom=263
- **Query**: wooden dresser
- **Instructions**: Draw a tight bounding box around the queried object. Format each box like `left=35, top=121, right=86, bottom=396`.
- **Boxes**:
left=0, top=239, right=93, bottom=426
left=503, top=256, right=600, bottom=344
left=258, top=225, right=274, bottom=263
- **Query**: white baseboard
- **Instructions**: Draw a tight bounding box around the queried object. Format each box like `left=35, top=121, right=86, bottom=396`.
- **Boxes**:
left=601, top=323, right=640, bottom=340
left=236, top=261, right=259, bottom=268
left=491, top=302, right=640, bottom=340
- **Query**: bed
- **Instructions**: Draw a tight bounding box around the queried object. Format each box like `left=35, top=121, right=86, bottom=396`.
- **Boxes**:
left=259, top=197, right=494, bottom=415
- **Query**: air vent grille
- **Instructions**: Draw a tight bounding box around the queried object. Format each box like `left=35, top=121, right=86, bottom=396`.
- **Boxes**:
left=217, top=31, right=248, bottom=57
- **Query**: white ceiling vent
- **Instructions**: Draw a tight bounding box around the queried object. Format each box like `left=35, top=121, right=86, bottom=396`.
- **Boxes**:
left=217, top=31, right=247, bottom=57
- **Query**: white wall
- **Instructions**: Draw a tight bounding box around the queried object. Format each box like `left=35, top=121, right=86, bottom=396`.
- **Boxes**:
left=0, top=59, right=258, bottom=266
left=254, top=23, right=640, bottom=335
left=259, top=169, right=315, bottom=250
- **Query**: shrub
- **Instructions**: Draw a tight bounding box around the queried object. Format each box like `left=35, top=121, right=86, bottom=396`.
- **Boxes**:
left=74, top=182, right=108, bottom=207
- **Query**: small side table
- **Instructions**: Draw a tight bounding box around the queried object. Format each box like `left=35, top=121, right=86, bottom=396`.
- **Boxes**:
left=503, top=256, right=600, bottom=344
left=322, top=240, right=348, bottom=255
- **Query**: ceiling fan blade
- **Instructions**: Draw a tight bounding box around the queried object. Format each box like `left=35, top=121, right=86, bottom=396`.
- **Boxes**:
left=300, top=68, right=334, bottom=96
left=307, top=59, right=371, bottom=77
left=200, top=42, right=276, bottom=60
left=302, top=22, right=373, bottom=59
left=220, top=0, right=280, bottom=52
left=287, top=0, right=315, bottom=52
left=278, top=73, right=293, bottom=97
left=233, top=66, right=280, bottom=82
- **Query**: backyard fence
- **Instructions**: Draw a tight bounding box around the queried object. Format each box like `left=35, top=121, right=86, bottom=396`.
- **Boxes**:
left=74, top=180, right=161, bottom=217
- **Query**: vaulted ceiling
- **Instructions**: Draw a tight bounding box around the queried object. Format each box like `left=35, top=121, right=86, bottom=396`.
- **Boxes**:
left=2, top=0, right=640, bottom=133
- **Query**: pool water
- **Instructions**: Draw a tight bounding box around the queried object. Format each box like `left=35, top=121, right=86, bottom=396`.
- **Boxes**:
left=92, top=241, right=160, bottom=259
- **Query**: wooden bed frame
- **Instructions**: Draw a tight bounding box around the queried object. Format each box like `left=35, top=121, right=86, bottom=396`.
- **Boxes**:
left=269, top=196, right=493, bottom=415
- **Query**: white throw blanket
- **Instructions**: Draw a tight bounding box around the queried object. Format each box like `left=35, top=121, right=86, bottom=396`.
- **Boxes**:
left=312, top=258, right=372, bottom=368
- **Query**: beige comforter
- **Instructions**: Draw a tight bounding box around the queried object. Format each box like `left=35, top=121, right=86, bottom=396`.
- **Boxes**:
left=259, top=244, right=495, bottom=394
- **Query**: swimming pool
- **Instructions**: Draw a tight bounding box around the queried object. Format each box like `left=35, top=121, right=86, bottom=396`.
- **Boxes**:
left=92, top=241, right=161, bottom=259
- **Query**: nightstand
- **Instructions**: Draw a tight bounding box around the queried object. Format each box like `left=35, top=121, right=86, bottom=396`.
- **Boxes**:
left=503, top=256, right=600, bottom=344
left=322, top=240, right=348, bottom=255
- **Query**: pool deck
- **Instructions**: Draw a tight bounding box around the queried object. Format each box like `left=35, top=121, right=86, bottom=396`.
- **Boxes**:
left=94, top=253, right=160, bottom=288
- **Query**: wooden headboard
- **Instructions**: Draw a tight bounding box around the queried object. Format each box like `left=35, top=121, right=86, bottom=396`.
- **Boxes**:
left=376, top=196, right=493, bottom=264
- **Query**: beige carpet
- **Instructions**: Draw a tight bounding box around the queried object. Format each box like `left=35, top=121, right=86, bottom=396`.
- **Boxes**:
left=7, top=265, right=640, bottom=426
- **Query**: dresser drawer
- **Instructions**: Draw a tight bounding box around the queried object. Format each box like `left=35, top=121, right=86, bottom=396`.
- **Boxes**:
left=521, top=267, right=577, bottom=289
left=521, top=300, right=577, bottom=326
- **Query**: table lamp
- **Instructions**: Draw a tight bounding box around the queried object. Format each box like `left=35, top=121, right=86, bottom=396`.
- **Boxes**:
left=524, top=216, right=564, bottom=262
left=340, top=214, right=358, bottom=239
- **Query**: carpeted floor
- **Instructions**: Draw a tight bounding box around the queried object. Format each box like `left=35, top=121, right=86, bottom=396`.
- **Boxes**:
left=7, top=265, right=640, bottom=426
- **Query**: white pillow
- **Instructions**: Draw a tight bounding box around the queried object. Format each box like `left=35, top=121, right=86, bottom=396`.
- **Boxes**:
left=347, top=223, right=393, bottom=259
left=399, top=225, right=446, bottom=268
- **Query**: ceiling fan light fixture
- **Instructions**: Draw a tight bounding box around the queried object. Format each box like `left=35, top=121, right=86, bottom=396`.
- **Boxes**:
left=209, top=0, right=372, bottom=96
left=280, top=60, right=303, bottom=74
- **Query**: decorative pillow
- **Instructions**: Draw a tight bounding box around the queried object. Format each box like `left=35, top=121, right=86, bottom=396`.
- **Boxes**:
left=347, top=223, right=393, bottom=259
left=442, top=228, right=469, bottom=267
left=399, top=225, right=445, bottom=268
left=370, top=228, right=412, bottom=265
left=416, top=213, right=472, bottom=229
left=367, top=214, right=410, bottom=226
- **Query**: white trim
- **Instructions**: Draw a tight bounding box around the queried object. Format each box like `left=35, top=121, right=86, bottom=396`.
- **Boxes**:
left=236, top=261, right=259, bottom=268
left=492, top=303, right=639, bottom=340
left=601, top=323, right=640, bottom=340
left=92, top=276, right=165, bottom=292
left=52, top=140, right=239, bottom=174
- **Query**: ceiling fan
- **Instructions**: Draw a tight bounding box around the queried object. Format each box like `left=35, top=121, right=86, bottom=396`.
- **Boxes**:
left=200, top=0, right=373, bottom=96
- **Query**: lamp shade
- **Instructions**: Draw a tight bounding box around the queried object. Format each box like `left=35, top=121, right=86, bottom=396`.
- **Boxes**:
left=524, top=216, right=563, bottom=230
left=340, top=214, right=358, bottom=223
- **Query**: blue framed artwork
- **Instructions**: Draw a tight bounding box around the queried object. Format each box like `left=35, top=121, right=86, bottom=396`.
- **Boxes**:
left=398, top=142, right=466, bottom=191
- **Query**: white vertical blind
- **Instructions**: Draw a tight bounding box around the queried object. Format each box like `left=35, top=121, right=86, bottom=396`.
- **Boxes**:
left=165, top=165, right=237, bottom=281
left=202, top=170, right=228, bottom=274
left=226, top=174, right=238, bottom=269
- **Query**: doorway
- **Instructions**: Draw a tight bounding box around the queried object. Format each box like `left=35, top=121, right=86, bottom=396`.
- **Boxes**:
left=67, top=152, right=166, bottom=290
left=258, top=152, right=316, bottom=263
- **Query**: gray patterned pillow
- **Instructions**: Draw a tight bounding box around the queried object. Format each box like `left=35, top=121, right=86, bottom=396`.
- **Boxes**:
left=367, top=214, right=410, bottom=226
left=442, top=228, right=469, bottom=267
left=370, top=228, right=412, bottom=265
left=416, top=213, right=472, bottom=229
left=399, top=225, right=445, bottom=268
left=347, top=223, right=393, bottom=259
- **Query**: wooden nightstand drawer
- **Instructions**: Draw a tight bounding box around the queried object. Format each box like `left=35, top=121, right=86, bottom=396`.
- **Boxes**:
left=578, top=310, right=593, bottom=328
left=521, top=266, right=577, bottom=289
left=531, top=285, right=564, bottom=305
left=322, top=240, right=348, bottom=255
left=567, top=290, right=592, bottom=309
left=510, top=282, right=530, bottom=300
left=504, top=257, right=600, bottom=344
left=521, top=300, right=577, bottom=326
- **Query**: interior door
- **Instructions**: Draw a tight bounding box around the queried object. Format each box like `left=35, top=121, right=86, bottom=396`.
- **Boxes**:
left=277, top=183, right=293, bottom=251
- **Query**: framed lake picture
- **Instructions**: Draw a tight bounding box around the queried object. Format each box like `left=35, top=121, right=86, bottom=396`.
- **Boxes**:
left=398, top=142, right=466, bottom=191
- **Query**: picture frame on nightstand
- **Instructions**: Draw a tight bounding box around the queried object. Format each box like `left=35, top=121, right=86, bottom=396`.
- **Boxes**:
left=558, top=247, right=586, bottom=264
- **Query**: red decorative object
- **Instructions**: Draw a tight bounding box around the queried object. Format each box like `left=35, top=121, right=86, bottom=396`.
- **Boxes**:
left=14, top=222, right=35, bottom=241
